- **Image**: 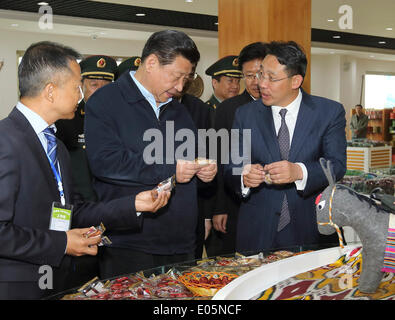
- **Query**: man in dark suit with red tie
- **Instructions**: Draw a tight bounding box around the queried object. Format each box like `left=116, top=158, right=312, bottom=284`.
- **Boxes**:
left=224, top=41, right=347, bottom=253
left=0, top=41, right=170, bottom=299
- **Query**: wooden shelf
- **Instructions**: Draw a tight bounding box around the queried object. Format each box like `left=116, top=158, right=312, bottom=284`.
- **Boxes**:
left=350, top=108, right=391, bottom=142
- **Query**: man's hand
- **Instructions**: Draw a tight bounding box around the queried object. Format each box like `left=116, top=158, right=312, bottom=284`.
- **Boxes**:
left=212, top=214, right=228, bottom=233
left=204, top=219, right=212, bottom=240
left=65, top=228, right=102, bottom=257
left=196, top=163, right=217, bottom=183
left=242, top=164, right=265, bottom=188
left=135, top=189, right=171, bottom=213
left=263, top=160, right=303, bottom=184
left=176, top=160, right=201, bottom=183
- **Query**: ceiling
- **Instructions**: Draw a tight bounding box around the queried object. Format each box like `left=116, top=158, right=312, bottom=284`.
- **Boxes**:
left=0, top=0, right=394, bottom=59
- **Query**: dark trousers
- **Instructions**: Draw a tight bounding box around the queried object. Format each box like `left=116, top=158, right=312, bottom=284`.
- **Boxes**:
left=65, top=255, right=100, bottom=290
left=99, top=247, right=195, bottom=279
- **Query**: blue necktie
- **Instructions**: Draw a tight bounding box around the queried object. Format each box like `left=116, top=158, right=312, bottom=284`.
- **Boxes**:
left=277, top=109, right=291, bottom=231
left=43, top=127, right=59, bottom=176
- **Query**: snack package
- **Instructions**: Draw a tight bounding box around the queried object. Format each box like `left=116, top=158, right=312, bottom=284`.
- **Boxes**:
left=195, top=157, right=217, bottom=165
left=154, top=175, right=176, bottom=198
left=84, top=222, right=106, bottom=238
left=84, top=222, right=112, bottom=247
left=263, top=171, right=273, bottom=184
left=98, top=236, right=112, bottom=247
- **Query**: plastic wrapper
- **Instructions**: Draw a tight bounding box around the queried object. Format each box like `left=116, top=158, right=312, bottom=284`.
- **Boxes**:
left=194, top=157, right=217, bottom=165
left=154, top=175, right=176, bottom=197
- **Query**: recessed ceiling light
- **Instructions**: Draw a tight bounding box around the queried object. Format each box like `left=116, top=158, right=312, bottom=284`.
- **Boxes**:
left=386, top=27, right=393, bottom=31
left=370, top=55, right=375, bottom=58
left=37, top=2, right=49, bottom=5
left=378, top=41, right=386, bottom=44
left=333, top=35, right=341, bottom=39
left=136, top=13, right=146, bottom=17
left=330, top=52, right=335, bottom=54
left=11, top=23, right=19, bottom=27
left=185, top=0, right=193, bottom=2
left=327, top=19, right=334, bottom=22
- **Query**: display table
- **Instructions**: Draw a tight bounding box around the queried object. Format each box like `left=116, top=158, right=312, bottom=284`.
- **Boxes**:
left=48, top=245, right=333, bottom=300
left=347, top=146, right=392, bottom=172
left=213, top=244, right=361, bottom=300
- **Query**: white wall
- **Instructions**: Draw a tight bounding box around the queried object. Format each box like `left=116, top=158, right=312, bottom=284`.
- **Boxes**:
left=310, top=53, right=395, bottom=133
left=311, top=54, right=341, bottom=103
left=0, top=29, right=218, bottom=119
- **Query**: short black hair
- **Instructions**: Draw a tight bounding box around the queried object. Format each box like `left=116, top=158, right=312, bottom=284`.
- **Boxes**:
left=238, top=42, right=268, bottom=70
left=355, top=104, right=363, bottom=108
left=18, top=41, right=80, bottom=98
left=141, top=30, right=200, bottom=67
left=265, top=41, right=307, bottom=78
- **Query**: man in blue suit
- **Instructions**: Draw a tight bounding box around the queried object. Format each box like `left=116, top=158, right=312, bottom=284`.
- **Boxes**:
left=224, top=41, right=347, bottom=253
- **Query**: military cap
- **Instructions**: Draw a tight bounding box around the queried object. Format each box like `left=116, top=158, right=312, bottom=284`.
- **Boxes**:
left=205, top=55, right=243, bottom=78
left=80, top=55, right=117, bottom=81
left=115, top=56, right=141, bottom=79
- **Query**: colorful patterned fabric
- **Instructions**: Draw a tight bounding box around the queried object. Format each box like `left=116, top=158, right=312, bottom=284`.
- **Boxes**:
left=382, top=214, right=395, bottom=273
left=258, top=247, right=395, bottom=300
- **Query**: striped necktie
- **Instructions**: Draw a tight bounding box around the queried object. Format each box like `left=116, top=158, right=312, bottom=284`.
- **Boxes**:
left=277, top=108, right=291, bottom=231
left=43, top=127, right=59, bottom=176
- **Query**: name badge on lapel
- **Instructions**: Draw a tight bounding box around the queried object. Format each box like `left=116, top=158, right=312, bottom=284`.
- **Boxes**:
left=49, top=202, right=73, bottom=231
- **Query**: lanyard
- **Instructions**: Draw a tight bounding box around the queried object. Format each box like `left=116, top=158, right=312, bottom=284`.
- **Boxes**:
left=46, top=153, right=66, bottom=206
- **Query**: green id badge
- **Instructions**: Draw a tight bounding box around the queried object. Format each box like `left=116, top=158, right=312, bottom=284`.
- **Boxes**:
left=49, top=202, right=73, bottom=232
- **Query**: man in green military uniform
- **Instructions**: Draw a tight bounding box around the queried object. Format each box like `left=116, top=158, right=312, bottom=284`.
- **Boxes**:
left=56, top=55, right=117, bottom=202
left=205, top=55, right=243, bottom=109
left=55, top=55, right=117, bottom=288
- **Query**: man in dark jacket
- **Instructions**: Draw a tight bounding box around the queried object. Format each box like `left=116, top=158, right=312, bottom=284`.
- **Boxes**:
left=0, top=41, right=170, bottom=299
left=207, top=42, right=268, bottom=256
left=85, top=30, right=217, bottom=278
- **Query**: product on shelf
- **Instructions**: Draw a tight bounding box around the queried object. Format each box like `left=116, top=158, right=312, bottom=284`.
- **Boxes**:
left=340, top=172, right=394, bottom=195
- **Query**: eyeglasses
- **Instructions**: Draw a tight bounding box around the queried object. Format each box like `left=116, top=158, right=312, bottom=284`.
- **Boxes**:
left=255, top=71, right=292, bottom=83
left=242, top=74, right=259, bottom=81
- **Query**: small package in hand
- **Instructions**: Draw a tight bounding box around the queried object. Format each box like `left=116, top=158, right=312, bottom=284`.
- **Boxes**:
left=156, top=175, right=176, bottom=193
left=84, top=222, right=106, bottom=238
left=263, top=171, right=273, bottom=184
left=152, top=175, right=176, bottom=200
left=195, top=157, right=217, bottom=165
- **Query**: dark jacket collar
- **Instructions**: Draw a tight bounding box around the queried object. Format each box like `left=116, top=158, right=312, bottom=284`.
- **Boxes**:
left=8, top=107, right=69, bottom=201
left=256, top=89, right=317, bottom=162
left=116, top=71, right=146, bottom=104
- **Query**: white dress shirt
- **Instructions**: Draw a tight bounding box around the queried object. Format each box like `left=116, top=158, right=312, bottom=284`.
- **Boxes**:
left=241, top=89, right=308, bottom=195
